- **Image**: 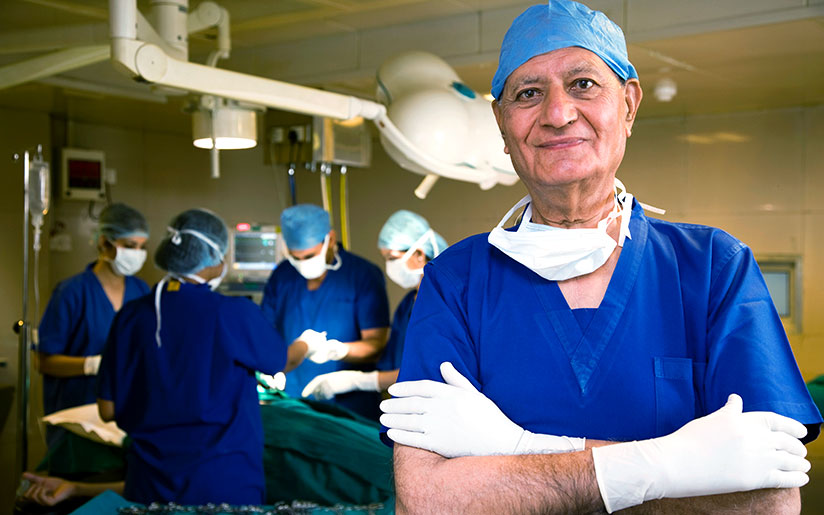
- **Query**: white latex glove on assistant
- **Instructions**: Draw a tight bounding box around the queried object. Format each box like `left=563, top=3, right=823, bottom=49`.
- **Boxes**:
left=592, top=393, right=811, bottom=513
left=83, top=355, right=102, bottom=376
left=259, top=372, right=286, bottom=391
left=301, top=370, right=380, bottom=400
left=305, top=338, right=349, bottom=364
left=380, top=361, right=585, bottom=457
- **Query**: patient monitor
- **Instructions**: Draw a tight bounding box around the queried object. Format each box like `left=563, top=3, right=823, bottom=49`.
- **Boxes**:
left=218, top=223, right=283, bottom=302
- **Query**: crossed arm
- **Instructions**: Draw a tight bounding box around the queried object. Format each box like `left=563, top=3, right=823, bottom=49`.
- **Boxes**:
left=393, top=445, right=800, bottom=515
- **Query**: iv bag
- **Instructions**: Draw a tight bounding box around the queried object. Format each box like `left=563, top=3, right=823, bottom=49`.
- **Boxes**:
left=29, top=158, right=50, bottom=223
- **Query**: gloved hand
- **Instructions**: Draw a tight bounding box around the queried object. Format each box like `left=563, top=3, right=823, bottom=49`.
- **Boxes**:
left=259, top=372, right=286, bottom=391
left=83, top=355, right=102, bottom=376
left=305, top=339, right=349, bottom=364
left=591, top=394, right=811, bottom=513
left=380, top=361, right=585, bottom=458
left=298, top=329, right=328, bottom=353
left=301, top=370, right=380, bottom=400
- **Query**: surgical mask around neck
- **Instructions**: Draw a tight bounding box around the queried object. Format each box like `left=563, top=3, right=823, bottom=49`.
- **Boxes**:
left=287, top=234, right=341, bottom=280
left=487, top=178, right=635, bottom=282
left=107, top=245, right=147, bottom=276
left=384, top=229, right=437, bottom=289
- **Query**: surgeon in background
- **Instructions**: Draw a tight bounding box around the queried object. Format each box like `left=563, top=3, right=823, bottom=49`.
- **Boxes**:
left=97, top=208, right=292, bottom=505
left=261, top=204, right=390, bottom=420
left=37, top=203, right=150, bottom=448
left=302, top=210, right=446, bottom=401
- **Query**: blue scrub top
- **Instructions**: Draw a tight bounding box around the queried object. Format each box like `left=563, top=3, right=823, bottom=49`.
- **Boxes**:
left=98, top=281, right=287, bottom=505
left=377, top=290, right=416, bottom=372
left=38, top=262, right=149, bottom=415
left=400, top=201, right=822, bottom=443
left=261, top=248, right=389, bottom=419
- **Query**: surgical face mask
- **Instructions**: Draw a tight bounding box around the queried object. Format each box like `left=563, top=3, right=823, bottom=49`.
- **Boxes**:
left=108, top=245, right=147, bottom=276
left=383, top=229, right=436, bottom=289
left=487, top=178, right=634, bottom=282
left=287, top=234, right=341, bottom=280
left=182, top=261, right=225, bottom=291
left=386, top=254, right=423, bottom=289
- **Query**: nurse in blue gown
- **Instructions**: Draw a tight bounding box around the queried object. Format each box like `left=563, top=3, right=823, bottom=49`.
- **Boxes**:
left=301, top=210, right=447, bottom=401
left=97, top=209, right=290, bottom=505
left=261, top=204, right=390, bottom=420
left=38, top=203, right=150, bottom=447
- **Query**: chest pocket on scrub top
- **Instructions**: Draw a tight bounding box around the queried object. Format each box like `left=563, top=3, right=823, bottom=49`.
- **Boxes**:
left=653, top=357, right=698, bottom=436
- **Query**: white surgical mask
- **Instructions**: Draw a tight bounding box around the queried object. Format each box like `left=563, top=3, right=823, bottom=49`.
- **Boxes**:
left=487, top=178, right=635, bottom=282
left=108, top=246, right=147, bottom=276
left=287, top=234, right=342, bottom=280
left=384, top=229, right=438, bottom=289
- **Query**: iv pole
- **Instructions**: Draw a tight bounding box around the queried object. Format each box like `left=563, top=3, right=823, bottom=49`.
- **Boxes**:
left=13, top=149, right=32, bottom=477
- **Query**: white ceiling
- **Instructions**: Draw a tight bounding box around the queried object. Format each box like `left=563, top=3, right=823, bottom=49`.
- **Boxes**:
left=1, top=0, right=822, bottom=133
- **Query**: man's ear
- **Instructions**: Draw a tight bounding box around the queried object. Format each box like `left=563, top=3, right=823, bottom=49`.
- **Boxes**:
left=328, top=229, right=337, bottom=248
left=624, top=79, right=643, bottom=132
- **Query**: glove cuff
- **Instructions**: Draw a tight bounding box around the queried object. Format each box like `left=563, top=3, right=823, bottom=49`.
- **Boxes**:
left=355, top=370, right=380, bottom=392
left=514, top=430, right=586, bottom=455
left=591, top=441, right=659, bottom=513
left=83, top=355, right=102, bottom=376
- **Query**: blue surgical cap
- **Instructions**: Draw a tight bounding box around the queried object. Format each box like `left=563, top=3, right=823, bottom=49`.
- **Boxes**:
left=378, top=210, right=447, bottom=260
left=154, top=208, right=228, bottom=275
left=98, top=203, right=149, bottom=240
left=491, top=0, right=637, bottom=100
left=280, top=204, right=331, bottom=251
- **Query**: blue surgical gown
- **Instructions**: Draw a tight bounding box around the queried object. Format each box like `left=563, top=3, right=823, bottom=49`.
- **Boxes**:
left=399, top=201, right=822, bottom=443
left=98, top=281, right=287, bottom=505
left=377, top=290, right=416, bottom=372
left=38, top=262, right=149, bottom=416
left=261, top=248, right=389, bottom=419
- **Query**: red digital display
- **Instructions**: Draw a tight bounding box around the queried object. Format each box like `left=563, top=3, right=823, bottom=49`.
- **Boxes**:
left=67, top=158, right=102, bottom=189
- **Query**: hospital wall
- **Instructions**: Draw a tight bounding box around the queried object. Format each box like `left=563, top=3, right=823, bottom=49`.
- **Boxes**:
left=0, top=102, right=822, bottom=504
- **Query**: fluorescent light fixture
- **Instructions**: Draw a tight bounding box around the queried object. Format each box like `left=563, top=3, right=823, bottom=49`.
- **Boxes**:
left=192, top=98, right=258, bottom=149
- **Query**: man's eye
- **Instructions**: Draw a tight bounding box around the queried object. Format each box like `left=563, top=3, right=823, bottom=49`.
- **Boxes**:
left=573, top=79, right=595, bottom=90
left=515, top=88, right=539, bottom=100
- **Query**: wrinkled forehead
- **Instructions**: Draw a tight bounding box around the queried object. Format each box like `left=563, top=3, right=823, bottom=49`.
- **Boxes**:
left=502, top=47, right=617, bottom=92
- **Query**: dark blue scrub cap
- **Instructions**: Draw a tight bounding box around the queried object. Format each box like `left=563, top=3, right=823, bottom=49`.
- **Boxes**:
left=280, top=204, right=331, bottom=251
left=98, top=203, right=149, bottom=240
left=378, top=210, right=447, bottom=260
left=491, top=0, right=638, bottom=100
left=155, top=208, right=228, bottom=274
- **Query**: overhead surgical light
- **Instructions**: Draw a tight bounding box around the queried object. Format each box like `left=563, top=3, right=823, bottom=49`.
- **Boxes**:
left=192, top=96, right=258, bottom=150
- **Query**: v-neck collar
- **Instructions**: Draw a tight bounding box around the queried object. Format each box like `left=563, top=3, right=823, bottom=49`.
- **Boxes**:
left=87, top=261, right=122, bottom=314
left=530, top=203, right=649, bottom=394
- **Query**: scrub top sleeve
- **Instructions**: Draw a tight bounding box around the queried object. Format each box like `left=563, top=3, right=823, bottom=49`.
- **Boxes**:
left=398, top=263, right=481, bottom=389
left=356, top=266, right=390, bottom=330
left=222, top=298, right=287, bottom=375
left=704, top=245, right=822, bottom=440
left=259, top=272, right=278, bottom=326
left=37, top=282, right=76, bottom=355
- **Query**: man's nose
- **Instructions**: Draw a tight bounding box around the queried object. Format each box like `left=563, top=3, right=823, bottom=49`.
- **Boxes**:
left=538, top=87, right=577, bottom=128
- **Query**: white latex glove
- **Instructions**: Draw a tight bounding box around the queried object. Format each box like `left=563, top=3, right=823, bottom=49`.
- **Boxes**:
left=259, top=372, right=286, bottom=391
left=301, top=370, right=380, bottom=400
left=305, top=339, right=349, bottom=364
left=592, top=394, right=811, bottom=513
left=380, top=361, right=585, bottom=457
left=298, top=329, right=327, bottom=353
left=83, top=355, right=101, bottom=376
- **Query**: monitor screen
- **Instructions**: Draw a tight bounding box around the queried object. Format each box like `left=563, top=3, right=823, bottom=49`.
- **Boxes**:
left=232, top=232, right=278, bottom=271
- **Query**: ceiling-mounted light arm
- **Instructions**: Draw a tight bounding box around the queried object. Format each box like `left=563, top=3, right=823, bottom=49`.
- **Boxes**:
left=186, top=1, right=232, bottom=66
left=110, top=0, right=384, bottom=121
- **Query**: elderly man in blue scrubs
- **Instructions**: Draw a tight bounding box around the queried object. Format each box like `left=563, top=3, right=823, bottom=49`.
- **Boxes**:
left=97, top=209, right=289, bottom=505
left=381, top=1, right=822, bottom=513
left=38, top=203, right=150, bottom=448
left=261, top=204, right=390, bottom=420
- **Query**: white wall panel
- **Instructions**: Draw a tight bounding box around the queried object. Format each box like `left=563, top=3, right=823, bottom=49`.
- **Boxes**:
left=684, top=109, right=804, bottom=215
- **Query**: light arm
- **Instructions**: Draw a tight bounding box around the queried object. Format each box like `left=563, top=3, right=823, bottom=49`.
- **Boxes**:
left=342, top=327, right=389, bottom=363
